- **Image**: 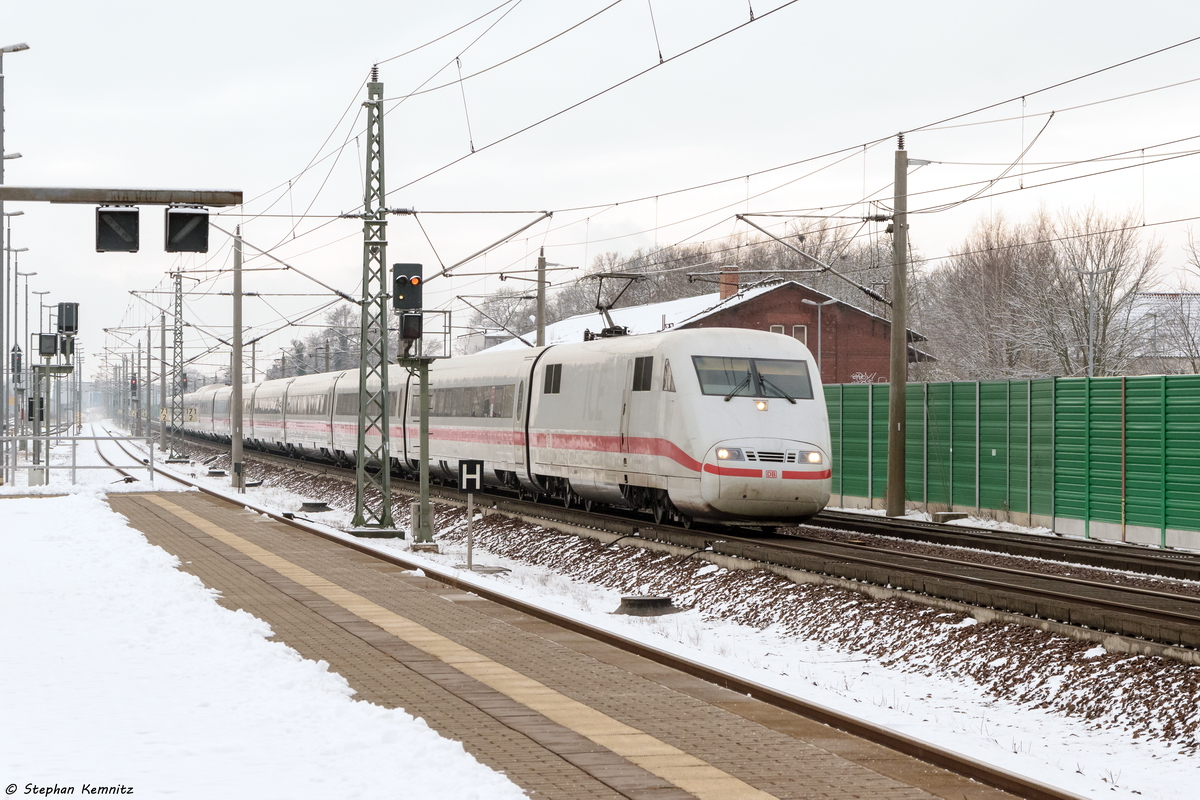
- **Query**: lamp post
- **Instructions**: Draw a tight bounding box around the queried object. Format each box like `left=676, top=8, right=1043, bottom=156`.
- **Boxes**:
left=16, top=268, right=34, bottom=363
left=801, top=298, right=837, bottom=382
left=2, top=215, right=24, bottom=482
left=31, top=287, right=49, bottom=380
left=1149, top=311, right=1160, bottom=375
left=1068, top=263, right=1119, bottom=377
left=13, top=269, right=33, bottom=470
left=32, top=289, right=50, bottom=444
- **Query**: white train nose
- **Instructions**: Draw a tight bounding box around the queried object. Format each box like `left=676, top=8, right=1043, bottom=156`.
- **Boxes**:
left=699, top=439, right=830, bottom=517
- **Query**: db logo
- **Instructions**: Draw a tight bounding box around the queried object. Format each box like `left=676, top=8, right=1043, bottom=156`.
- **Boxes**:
left=765, top=469, right=778, bottom=479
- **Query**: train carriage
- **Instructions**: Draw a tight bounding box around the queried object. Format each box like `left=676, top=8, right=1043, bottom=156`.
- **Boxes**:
left=249, top=377, right=292, bottom=452
left=212, top=385, right=233, bottom=442
left=283, top=373, right=335, bottom=458
left=328, top=372, right=387, bottom=464
left=410, top=347, right=534, bottom=489
left=182, top=384, right=221, bottom=439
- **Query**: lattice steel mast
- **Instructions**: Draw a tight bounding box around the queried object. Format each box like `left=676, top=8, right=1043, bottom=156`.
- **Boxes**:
left=353, top=67, right=396, bottom=531
left=170, top=270, right=185, bottom=457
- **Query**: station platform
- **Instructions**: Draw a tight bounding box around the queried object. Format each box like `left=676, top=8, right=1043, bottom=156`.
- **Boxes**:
left=108, top=491, right=1018, bottom=800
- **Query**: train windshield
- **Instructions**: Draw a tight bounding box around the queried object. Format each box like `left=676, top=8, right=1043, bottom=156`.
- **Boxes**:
left=691, top=356, right=813, bottom=400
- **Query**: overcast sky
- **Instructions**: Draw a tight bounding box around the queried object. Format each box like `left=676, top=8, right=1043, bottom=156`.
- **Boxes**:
left=6, top=1, right=1200, bottom=379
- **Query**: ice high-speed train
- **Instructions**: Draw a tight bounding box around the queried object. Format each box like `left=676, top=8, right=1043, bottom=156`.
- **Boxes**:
left=182, top=328, right=832, bottom=526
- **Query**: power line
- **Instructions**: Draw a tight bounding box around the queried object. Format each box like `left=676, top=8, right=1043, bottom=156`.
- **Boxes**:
left=383, top=1, right=627, bottom=102
left=917, top=212, right=1200, bottom=269
left=386, top=0, right=804, bottom=198
left=376, top=1, right=520, bottom=66
left=908, top=34, right=1200, bottom=135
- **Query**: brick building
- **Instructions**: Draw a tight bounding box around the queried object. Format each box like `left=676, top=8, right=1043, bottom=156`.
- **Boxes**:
left=483, top=273, right=928, bottom=384
left=680, top=273, right=929, bottom=384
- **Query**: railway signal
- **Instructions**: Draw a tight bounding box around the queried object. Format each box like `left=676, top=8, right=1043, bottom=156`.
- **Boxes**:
left=393, top=263, right=423, bottom=310
left=165, top=207, right=210, bottom=253
left=96, top=206, right=139, bottom=252
left=37, top=333, right=57, bottom=357
left=400, top=313, right=422, bottom=343
left=95, top=205, right=216, bottom=254
left=57, top=302, right=79, bottom=334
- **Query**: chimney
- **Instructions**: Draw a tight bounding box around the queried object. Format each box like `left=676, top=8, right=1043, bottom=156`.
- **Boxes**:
left=719, top=266, right=739, bottom=300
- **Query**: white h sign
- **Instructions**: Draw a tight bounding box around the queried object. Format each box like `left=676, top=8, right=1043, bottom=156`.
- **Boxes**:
left=458, top=459, right=485, bottom=493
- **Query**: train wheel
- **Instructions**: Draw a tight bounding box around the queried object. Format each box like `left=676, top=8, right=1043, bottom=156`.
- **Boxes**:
left=678, top=512, right=693, bottom=530
left=582, top=498, right=594, bottom=513
left=562, top=490, right=573, bottom=509
left=651, top=492, right=667, bottom=525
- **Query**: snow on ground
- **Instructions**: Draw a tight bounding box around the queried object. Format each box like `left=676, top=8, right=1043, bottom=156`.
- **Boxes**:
left=0, top=428, right=525, bottom=800
left=6, top=425, right=1200, bottom=799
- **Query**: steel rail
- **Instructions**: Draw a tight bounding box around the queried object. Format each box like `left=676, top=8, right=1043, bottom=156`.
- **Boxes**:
left=724, top=534, right=1200, bottom=625
left=813, top=509, right=1200, bottom=580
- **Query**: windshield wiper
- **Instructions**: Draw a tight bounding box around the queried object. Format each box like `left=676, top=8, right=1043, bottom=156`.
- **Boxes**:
left=724, top=372, right=752, bottom=402
left=760, top=376, right=797, bottom=404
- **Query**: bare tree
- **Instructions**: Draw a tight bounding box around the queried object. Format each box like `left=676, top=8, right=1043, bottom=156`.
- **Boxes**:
left=919, top=212, right=1058, bottom=379
left=1021, top=207, right=1161, bottom=376
left=464, top=286, right=538, bottom=340
left=918, top=207, right=1161, bottom=378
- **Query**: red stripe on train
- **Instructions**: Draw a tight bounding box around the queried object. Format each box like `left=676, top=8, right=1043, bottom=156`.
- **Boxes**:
left=783, top=469, right=832, bottom=480
left=703, top=464, right=763, bottom=478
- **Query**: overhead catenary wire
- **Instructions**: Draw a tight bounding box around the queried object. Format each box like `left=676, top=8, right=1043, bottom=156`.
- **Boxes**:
left=226, top=2, right=521, bottom=223
left=376, top=0, right=520, bottom=67
left=386, top=0, right=805, bottom=199
left=383, top=1, right=628, bottom=102
left=645, top=0, right=664, bottom=64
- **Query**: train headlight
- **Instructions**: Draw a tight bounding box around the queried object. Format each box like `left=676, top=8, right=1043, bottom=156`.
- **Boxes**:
left=801, top=451, right=823, bottom=464
left=755, top=400, right=768, bottom=411
left=716, top=447, right=745, bottom=461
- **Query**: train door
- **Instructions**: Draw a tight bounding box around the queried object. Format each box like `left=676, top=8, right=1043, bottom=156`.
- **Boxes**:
left=244, top=384, right=259, bottom=441
left=399, top=372, right=415, bottom=469
left=514, top=379, right=526, bottom=467
left=619, top=359, right=635, bottom=453
left=405, top=376, right=422, bottom=470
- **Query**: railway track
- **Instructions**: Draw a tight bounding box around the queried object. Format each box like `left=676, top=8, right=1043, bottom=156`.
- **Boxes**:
left=94, top=427, right=1085, bottom=800
left=810, top=508, right=1200, bottom=582
left=120, top=428, right=1200, bottom=659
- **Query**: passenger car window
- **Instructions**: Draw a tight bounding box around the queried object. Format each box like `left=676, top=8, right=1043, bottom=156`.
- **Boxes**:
left=543, top=363, right=562, bottom=394
left=632, top=356, right=653, bottom=391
